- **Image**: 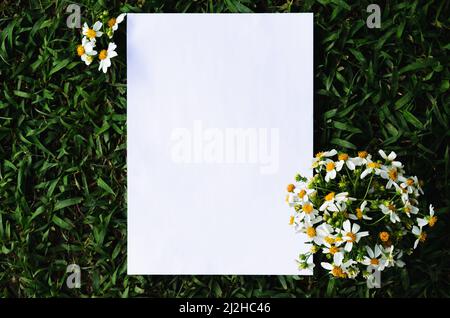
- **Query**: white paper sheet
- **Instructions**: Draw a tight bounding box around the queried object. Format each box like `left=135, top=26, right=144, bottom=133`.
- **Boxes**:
left=127, top=13, right=313, bottom=275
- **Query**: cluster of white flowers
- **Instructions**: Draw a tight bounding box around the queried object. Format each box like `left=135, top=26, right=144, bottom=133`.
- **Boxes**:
left=76, top=13, right=126, bottom=73
left=286, top=149, right=436, bottom=287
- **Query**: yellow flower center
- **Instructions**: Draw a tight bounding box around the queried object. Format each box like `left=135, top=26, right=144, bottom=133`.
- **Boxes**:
left=358, top=151, right=368, bottom=158
left=332, top=266, right=346, bottom=278
left=419, top=232, right=427, bottom=242
left=287, top=184, right=295, bottom=193
left=315, top=152, right=324, bottom=158
left=379, top=232, right=390, bottom=242
left=108, top=18, right=116, bottom=28
left=86, top=28, right=96, bottom=39
left=325, top=192, right=335, bottom=201
left=326, top=162, right=335, bottom=172
left=324, top=236, right=335, bottom=244
left=367, top=162, right=380, bottom=169
left=310, top=245, right=318, bottom=253
left=338, top=153, right=349, bottom=161
left=429, top=216, right=437, bottom=227
left=370, top=258, right=379, bottom=265
left=329, top=246, right=338, bottom=254
left=306, top=226, right=316, bottom=237
left=77, top=45, right=85, bottom=56
left=388, top=168, right=398, bottom=180
left=346, top=232, right=356, bottom=243
left=298, top=189, right=306, bottom=198
left=388, top=204, right=396, bottom=211
left=99, top=49, right=108, bottom=60
left=289, top=216, right=294, bottom=225
left=356, top=208, right=363, bottom=219
left=406, top=178, right=414, bottom=186
left=302, top=203, right=313, bottom=214
left=334, top=236, right=343, bottom=243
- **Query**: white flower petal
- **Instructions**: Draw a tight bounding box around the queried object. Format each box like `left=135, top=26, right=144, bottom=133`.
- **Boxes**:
left=360, top=169, right=370, bottom=179
left=333, top=252, right=344, bottom=265
left=343, top=220, right=351, bottom=233
left=109, top=50, right=118, bottom=59
left=93, top=21, right=103, bottom=31
left=388, top=151, right=397, bottom=161
left=108, top=42, right=117, bottom=51
left=378, top=149, right=387, bottom=159
left=344, top=242, right=352, bottom=252
left=335, top=161, right=344, bottom=171
left=116, top=13, right=126, bottom=24
left=321, top=262, right=333, bottom=270
left=346, top=160, right=355, bottom=170
left=417, top=218, right=428, bottom=227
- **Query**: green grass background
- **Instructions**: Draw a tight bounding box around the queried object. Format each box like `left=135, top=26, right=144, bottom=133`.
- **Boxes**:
left=0, top=0, right=449, bottom=297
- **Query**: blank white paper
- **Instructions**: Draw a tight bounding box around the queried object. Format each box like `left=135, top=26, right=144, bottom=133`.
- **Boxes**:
left=127, top=13, right=313, bottom=275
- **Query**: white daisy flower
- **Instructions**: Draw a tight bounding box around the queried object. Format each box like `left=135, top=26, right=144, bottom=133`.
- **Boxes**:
left=402, top=201, right=419, bottom=218
left=76, top=36, right=97, bottom=65
left=392, top=182, right=411, bottom=204
left=380, top=165, right=407, bottom=189
left=324, top=159, right=342, bottom=182
left=312, top=149, right=337, bottom=168
left=320, top=252, right=345, bottom=278
left=417, top=204, right=437, bottom=227
left=82, top=21, right=103, bottom=41
left=336, top=153, right=356, bottom=170
left=319, top=192, right=352, bottom=212
left=360, top=160, right=383, bottom=179
left=98, top=42, right=118, bottom=73
left=383, top=246, right=405, bottom=268
left=322, top=240, right=343, bottom=256
left=349, top=200, right=372, bottom=221
left=108, top=13, right=126, bottom=32
left=400, top=176, right=419, bottom=194
left=294, top=186, right=316, bottom=204
left=361, top=245, right=386, bottom=271
left=352, top=150, right=372, bottom=166
left=412, top=225, right=427, bottom=249
left=341, top=220, right=369, bottom=252
left=296, top=218, right=324, bottom=245
left=298, top=202, right=319, bottom=223
left=379, top=203, right=401, bottom=223
left=315, top=223, right=335, bottom=241
left=378, top=150, right=403, bottom=167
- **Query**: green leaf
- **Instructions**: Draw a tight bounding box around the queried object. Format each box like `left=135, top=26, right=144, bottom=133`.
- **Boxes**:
left=97, top=178, right=116, bottom=196
left=330, top=138, right=357, bottom=150
left=54, top=197, right=83, bottom=211
left=13, top=90, right=32, bottom=99
left=394, top=92, right=413, bottom=110
left=278, top=276, right=287, bottom=290
left=398, top=59, right=434, bottom=74
left=49, top=59, right=70, bottom=76
left=402, top=110, right=424, bottom=129
left=52, top=215, right=74, bottom=230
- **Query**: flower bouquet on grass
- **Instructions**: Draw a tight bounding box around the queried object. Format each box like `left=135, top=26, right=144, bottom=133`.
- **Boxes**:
left=286, top=149, right=436, bottom=287
left=76, top=12, right=126, bottom=73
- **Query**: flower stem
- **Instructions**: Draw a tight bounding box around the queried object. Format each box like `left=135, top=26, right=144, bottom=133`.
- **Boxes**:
left=362, top=174, right=374, bottom=201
